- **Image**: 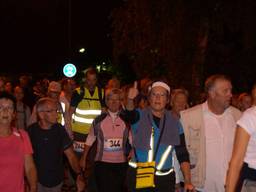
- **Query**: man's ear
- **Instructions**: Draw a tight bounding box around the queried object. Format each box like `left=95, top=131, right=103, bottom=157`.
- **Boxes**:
left=37, top=112, right=44, bottom=121
left=208, top=89, right=216, bottom=99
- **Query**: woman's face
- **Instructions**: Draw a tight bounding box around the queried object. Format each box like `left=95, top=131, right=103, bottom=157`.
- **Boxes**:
left=106, top=93, right=121, bottom=113
left=171, top=93, right=188, bottom=113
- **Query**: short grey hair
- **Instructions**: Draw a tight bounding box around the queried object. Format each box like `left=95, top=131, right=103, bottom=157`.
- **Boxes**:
left=204, top=74, right=230, bottom=93
left=36, top=97, right=56, bottom=113
left=105, top=88, right=122, bottom=102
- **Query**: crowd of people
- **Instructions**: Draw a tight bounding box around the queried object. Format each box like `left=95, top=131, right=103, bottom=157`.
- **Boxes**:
left=1, top=69, right=256, bottom=192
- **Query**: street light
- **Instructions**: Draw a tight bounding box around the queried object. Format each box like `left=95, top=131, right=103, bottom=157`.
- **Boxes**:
left=79, top=48, right=86, bottom=53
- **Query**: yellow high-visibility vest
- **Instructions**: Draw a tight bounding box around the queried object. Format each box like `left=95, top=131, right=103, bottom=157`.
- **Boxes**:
left=71, top=87, right=103, bottom=134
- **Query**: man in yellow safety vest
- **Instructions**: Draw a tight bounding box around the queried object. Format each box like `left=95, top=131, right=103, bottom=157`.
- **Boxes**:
left=69, top=67, right=104, bottom=155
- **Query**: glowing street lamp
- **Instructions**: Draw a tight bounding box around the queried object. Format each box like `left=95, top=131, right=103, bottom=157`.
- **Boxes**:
left=79, top=48, right=85, bottom=53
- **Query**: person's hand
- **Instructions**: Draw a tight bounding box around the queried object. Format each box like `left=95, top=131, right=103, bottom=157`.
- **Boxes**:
left=127, top=149, right=134, bottom=161
left=184, top=182, right=195, bottom=192
left=79, top=155, right=86, bottom=171
left=66, top=128, right=74, bottom=140
left=175, top=183, right=181, bottom=192
left=76, top=174, right=85, bottom=192
left=127, top=81, right=139, bottom=100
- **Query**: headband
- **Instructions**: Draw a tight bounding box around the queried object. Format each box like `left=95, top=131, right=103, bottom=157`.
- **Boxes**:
left=149, top=81, right=170, bottom=93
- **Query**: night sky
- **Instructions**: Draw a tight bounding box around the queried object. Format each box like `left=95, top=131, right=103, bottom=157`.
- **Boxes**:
left=0, top=0, right=122, bottom=74
left=1, top=0, right=256, bottom=93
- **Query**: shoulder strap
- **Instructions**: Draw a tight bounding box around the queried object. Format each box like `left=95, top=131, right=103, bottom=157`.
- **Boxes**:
left=153, top=114, right=166, bottom=161
left=79, top=86, right=85, bottom=99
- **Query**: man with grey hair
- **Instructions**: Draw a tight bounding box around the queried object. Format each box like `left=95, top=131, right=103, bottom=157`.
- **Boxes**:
left=27, top=97, right=84, bottom=192
left=180, top=74, right=241, bottom=191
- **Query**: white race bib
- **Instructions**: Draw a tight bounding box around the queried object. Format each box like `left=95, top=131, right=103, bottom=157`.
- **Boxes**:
left=104, top=138, right=123, bottom=152
left=73, top=141, right=85, bottom=153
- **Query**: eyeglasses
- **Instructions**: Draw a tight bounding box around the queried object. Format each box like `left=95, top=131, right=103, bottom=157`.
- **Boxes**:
left=0, top=106, right=14, bottom=112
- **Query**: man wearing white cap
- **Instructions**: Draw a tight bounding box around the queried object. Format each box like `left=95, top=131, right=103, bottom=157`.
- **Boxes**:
left=125, top=81, right=194, bottom=192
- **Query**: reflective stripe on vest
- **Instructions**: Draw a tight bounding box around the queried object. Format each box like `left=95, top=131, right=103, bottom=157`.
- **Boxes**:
left=128, top=161, right=174, bottom=176
left=75, top=108, right=101, bottom=116
left=60, top=102, right=65, bottom=125
left=71, top=87, right=102, bottom=134
left=72, top=114, right=94, bottom=124
left=61, top=102, right=65, bottom=113
left=72, top=109, right=101, bottom=124
left=147, top=127, right=154, bottom=162
left=128, top=161, right=137, bottom=168
left=156, top=145, right=172, bottom=170
left=155, top=168, right=174, bottom=176
left=129, top=127, right=174, bottom=176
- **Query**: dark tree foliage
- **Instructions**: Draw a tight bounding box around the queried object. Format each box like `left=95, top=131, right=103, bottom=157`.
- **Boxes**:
left=111, top=0, right=256, bottom=100
left=111, top=0, right=208, bottom=100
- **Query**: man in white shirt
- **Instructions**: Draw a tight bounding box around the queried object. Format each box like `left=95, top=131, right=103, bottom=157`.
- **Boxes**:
left=180, top=74, right=241, bottom=192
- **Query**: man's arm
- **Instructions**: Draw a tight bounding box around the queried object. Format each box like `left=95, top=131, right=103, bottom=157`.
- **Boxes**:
left=69, top=106, right=76, bottom=116
left=180, top=162, right=194, bottom=191
left=64, top=146, right=81, bottom=174
left=175, top=133, right=195, bottom=191
left=123, top=81, right=140, bottom=125
left=64, top=146, right=85, bottom=191
left=79, top=144, right=91, bottom=171
left=24, top=154, right=37, bottom=192
left=126, top=81, right=139, bottom=111
left=67, top=106, right=76, bottom=125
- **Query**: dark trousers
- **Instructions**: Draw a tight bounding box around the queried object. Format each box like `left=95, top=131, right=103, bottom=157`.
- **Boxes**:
left=236, top=162, right=256, bottom=192
left=94, top=161, right=128, bottom=192
left=126, top=166, right=176, bottom=192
